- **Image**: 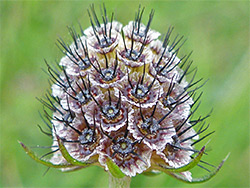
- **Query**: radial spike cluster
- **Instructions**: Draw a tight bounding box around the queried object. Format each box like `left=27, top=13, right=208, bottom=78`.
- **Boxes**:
left=20, top=4, right=228, bottom=184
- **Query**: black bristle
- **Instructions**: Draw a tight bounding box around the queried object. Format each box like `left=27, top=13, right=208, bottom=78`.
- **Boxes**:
left=40, top=149, right=59, bottom=159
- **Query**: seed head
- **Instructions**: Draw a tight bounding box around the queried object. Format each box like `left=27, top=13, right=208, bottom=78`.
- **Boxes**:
left=20, top=4, right=228, bottom=184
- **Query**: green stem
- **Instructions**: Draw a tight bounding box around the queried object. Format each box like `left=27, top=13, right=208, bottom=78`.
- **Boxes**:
left=109, top=172, right=131, bottom=188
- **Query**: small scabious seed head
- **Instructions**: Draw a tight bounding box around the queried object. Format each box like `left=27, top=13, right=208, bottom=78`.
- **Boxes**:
left=21, top=4, right=228, bottom=183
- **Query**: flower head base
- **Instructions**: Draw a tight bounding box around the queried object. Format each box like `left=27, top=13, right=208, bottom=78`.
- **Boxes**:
left=20, top=4, right=228, bottom=185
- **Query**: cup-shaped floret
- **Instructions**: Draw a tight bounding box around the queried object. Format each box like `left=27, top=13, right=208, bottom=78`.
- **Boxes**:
left=129, top=102, right=176, bottom=151
left=84, top=21, right=122, bottom=38
left=51, top=109, right=102, bottom=163
left=85, top=90, right=134, bottom=132
left=58, top=35, right=97, bottom=77
left=117, top=38, right=153, bottom=68
left=60, top=55, right=95, bottom=77
left=155, top=138, right=194, bottom=181
left=60, top=77, right=101, bottom=114
left=97, top=127, right=152, bottom=177
left=115, top=72, right=163, bottom=108
left=84, top=21, right=123, bottom=54
left=89, top=56, right=127, bottom=89
left=123, top=21, right=160, bottom=45
left=87, top=31, right=121, bottom=54
left=159, top=80, right=193, bottom=121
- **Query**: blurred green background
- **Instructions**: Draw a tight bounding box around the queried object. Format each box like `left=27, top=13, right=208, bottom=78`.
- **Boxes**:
left=1, top=1, right=249, bottom=187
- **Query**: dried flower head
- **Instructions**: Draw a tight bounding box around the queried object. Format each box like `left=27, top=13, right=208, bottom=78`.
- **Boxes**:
left=20, top=4, right=228, bottom=186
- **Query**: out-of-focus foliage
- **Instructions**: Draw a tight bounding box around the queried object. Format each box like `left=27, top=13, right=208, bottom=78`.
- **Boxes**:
left=0, top=1, right=249, bottom=187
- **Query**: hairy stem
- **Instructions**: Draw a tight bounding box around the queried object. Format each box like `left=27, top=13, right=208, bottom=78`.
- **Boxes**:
left=109, top=172, right=131, bottom=188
